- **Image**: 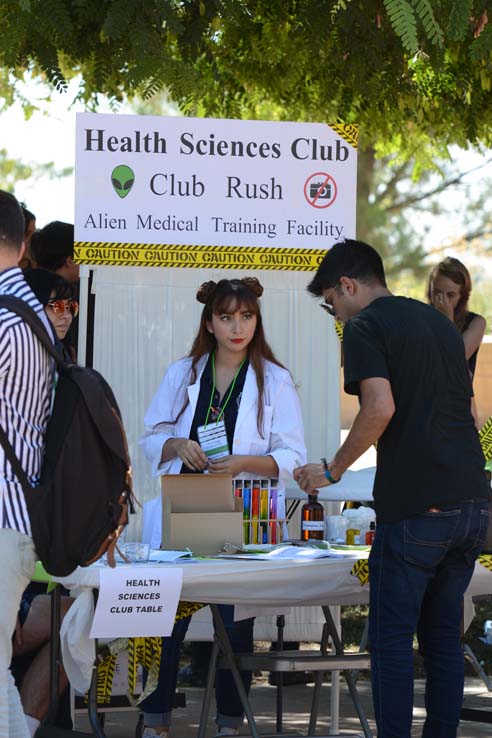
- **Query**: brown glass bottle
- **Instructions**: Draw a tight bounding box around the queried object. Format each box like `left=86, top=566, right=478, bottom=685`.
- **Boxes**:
left=300, top=494, right=325, bottom=541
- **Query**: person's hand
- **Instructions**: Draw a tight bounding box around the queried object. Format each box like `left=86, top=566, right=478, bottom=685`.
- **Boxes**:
left=293, top=463, right=330, bottom=493
left=174, top=439, right=209, bottom=471
left=208, top=455, right=244, bottom=476
left=431, top=290, right=454, bottom=321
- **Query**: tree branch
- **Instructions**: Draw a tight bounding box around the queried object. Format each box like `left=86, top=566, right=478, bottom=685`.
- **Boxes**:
left=373, top=159, right=413, bottom=207
left=430, top=227, right=492, bottom=254
left=386, top=158, right=492, bottom=212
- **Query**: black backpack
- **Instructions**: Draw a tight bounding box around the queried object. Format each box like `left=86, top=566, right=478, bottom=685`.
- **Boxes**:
left=0, top=295, right=135, bottom=576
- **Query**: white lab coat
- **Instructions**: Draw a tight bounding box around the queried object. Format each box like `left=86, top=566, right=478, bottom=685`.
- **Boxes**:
left=140, top=354, right=306, bottom=546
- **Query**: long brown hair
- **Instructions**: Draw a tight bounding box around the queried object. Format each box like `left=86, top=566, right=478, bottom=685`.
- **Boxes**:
left=426, top=256, right=472, bottom=330
left=173, top=278, right=284, bottom=434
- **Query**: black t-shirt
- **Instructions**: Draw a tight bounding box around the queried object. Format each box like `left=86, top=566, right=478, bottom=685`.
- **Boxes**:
left=343, top=296, right=489, bottom=523
left=180, top=354, right=249, bottom=474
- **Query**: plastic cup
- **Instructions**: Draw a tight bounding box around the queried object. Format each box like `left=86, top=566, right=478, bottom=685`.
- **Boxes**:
left=325, top=515, right=348, bottom=543
left=120, top=542, right=151, bottom=563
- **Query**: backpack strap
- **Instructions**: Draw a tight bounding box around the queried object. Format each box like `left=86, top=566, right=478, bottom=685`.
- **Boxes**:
left=0, top=295, right=65, bottom=494
left=0, top=425, right=31, bottom=492
left=0, top=295, right=66, bottom=366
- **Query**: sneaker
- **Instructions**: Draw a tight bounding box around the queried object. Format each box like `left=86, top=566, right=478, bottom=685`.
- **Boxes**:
left=214, top=729, right=239, bottom=737
left=142, top=728, right=169, bottom=738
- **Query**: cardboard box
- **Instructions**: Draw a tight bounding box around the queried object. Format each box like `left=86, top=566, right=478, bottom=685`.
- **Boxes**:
left=161, top=474, right=243, bottom=555
left=161, top=473, right=235, bottom=512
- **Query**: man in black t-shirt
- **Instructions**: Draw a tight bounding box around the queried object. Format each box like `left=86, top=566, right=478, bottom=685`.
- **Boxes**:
left=294, top=240, right=489, bottom=738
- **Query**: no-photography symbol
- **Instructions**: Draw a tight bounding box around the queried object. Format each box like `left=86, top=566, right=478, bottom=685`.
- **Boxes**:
left=304, top=172, right=338, bottom=208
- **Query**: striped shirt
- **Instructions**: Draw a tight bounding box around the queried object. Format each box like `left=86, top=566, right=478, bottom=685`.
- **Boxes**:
left=0, top=267, right=54, bottom=535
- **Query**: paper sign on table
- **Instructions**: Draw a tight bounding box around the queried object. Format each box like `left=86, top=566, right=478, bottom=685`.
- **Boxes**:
left=90, top=566, right=183, bottom=638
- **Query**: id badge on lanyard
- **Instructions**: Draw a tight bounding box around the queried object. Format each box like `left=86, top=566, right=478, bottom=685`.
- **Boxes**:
left=197, top=353, right=246, bottom=462
left=197, top=420, right=229, bottom=461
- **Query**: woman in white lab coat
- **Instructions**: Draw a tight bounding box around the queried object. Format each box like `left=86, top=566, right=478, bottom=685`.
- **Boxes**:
left=140, top=277, right=306, bottom=738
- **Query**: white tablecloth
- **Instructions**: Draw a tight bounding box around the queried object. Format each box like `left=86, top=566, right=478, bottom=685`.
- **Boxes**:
left=57, top=553, right=492, bottom=693
left=57, top=555, right=367, bottom=691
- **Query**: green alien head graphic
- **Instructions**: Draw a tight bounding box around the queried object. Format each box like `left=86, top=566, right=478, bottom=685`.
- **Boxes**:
left=111, top=165, right=135, bottom=198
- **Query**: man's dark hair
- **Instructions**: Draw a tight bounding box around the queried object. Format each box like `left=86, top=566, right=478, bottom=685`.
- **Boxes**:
left=307, top=239, right=387, bottom=297
left=0, top=190, right=24, bottom=250
left=30, top=221, right=74, bottom=271
left=20, top=203, right=35, bottom=233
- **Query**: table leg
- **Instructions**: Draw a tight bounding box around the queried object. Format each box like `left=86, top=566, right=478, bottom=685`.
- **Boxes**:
left=308, top=621, right=331, bottom=735
left=197, top=639, right=220, bottom=738
left=322, top=606, right=372, bottom=738
left=87, top=591, right=105, bottom=738
left=87, top=654, right=106, bottom=738
left=209, top=604, right=260, bottom=738
left=328, top=606, right=340, bottom=734
left=275, top=614, right=285, bottom=733
left=46, top=586, right=62, bottom=725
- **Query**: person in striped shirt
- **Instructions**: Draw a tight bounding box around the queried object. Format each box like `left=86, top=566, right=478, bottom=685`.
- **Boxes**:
left=0, top=191, right=54, bottom=738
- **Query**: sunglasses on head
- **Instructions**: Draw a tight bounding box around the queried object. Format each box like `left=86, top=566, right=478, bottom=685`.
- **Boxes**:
left=47, top=299, right=79, bottom=317
left=319, top=282, right=342, bottom=317
left=319, top=301, right=336, bottom=317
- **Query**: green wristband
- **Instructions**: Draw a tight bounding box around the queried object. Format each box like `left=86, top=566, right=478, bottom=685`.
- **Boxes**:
left=321, top=457, right=340, bottom=484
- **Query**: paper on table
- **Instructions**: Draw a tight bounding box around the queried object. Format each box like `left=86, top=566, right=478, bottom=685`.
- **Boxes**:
left=149, top=549, right=193, bottom=562
left=217, top=545, right=354, bottom=561
left=267, top=546, right=350, bottom=560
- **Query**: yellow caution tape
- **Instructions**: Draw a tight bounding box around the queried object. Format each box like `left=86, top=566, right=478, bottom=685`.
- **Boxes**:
left=96, top=651, right=118, bottom=705
left=350, top=559, right=369, bottom=586
left=335, top=319, right=344, bottom=342
left=478, top=554, right=492, bottom=573
left=479, top=416, right=492, bottom=463
left=329, top=124, right=359, bottom=149
left=92, top=601, right=204, bottom=705
left=74, top=242, right=330, bottom=271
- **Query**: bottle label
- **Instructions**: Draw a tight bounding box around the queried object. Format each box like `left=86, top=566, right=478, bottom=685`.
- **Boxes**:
left=302, top=521, right=325, bottom=531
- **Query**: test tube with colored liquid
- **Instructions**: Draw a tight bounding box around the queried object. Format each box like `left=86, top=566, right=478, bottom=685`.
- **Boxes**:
left=251, top=480, right=260, bottom=544
left=260, top=479, right=269, bottom=544
left=269, top=480, right=278, bottom=544
left=242, top=481, right=251, bottom=544
left=234, top=479, right=243, bottom=498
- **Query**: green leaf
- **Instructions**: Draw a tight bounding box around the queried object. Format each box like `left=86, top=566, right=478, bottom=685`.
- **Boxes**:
left=470, top=23, right=492, bottom=62
left=384, top=0, right=418, bottom=53
left=411, top=0, right=444, bottom=47
left=102, top=0, right=139, bottom=41
left=447, top=0, right=473, bottom=41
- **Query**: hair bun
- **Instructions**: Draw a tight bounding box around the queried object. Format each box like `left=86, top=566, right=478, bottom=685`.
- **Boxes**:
left=241, top=277, right=263, bottom=297
left=196, top=281, right=217, bottom=304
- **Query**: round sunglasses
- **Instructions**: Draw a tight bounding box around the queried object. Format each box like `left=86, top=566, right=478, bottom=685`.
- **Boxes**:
left=47, top=299, right=79, bottom=317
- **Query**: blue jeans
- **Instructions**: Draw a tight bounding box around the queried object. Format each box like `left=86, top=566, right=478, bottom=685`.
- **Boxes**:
left=369, top=498, right=489, bottom=738
left=142, top=605, right=254, bottom=729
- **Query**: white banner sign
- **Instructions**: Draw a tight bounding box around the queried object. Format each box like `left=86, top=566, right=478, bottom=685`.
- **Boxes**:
left=90, top=566, right=183, bottom=639
left=75, top=112, right=357, bottom=270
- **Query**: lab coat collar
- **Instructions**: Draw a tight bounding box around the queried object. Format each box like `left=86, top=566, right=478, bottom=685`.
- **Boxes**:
left=234, top=363, right=259, bottom=434
left=186, top=354, right=208, bottom=412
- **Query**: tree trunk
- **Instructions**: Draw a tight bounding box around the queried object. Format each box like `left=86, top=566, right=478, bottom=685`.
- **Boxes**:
left=356, top=147, right=376, bottom=244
